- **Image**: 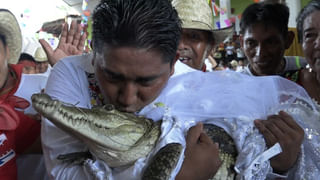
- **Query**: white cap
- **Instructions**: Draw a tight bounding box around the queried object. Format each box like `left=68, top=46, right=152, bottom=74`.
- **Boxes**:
left=34, top=47, right=48, bottom=62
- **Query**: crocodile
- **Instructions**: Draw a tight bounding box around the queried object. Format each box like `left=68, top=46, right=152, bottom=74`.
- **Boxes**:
left=32, top=93, right=237, bottom=180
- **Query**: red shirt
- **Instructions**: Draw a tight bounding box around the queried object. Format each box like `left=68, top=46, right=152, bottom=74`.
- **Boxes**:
left=0, top=65, right=40, bottom=180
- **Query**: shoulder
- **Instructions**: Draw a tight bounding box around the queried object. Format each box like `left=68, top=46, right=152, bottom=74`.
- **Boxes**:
left=46, top=54, right=92, bottom=105
left=48, top=54, right=93, bottom=83
left=54, top=53, right=93, bottom=74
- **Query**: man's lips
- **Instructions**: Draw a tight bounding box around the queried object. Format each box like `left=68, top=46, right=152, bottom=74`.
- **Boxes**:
left=178, top=57, right=191, bottom=63
left=254, top=61, right=270, bottom=67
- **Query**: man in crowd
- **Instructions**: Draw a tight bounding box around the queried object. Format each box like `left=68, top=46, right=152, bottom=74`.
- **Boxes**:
left=18, top=53, right=37, bottom=74
left=239, top=1, right=307, bottom=81
left=33, top=47, right=50, bottom=76
left=172, top=0, right=232, bottom=72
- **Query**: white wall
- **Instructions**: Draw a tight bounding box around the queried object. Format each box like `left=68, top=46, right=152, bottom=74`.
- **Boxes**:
left=2, top=0, right=80, bottom=36
left=287, top=0, right=301, bottom=28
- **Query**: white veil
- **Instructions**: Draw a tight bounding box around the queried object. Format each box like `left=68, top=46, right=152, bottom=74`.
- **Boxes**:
left=96, top=70, right=319, bottom=180
left=139, top=70, right=320, bottom=180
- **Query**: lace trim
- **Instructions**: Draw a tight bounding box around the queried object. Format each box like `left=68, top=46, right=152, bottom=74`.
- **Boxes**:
left=312, top=99, right=320, bottom=111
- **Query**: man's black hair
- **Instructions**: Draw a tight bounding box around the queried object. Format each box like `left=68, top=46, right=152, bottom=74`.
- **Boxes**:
left=92, top=0, right=182, bottom=65
left=240, top=2, right=289, bottom=37
left=296, top=0, right=320, bottom=43
left=19, top=53, right=36, bottom=62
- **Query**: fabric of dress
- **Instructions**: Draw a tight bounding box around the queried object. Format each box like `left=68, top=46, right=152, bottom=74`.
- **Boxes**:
left=0, top=64, right=41, bottom=180
left=141, top=71, right=320, bottom=180
left=41, top=54, right=320, bottom=180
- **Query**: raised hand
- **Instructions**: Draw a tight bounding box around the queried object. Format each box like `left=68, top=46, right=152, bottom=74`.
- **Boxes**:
left=176, top=123, right=221, bottom=180
left=39, top=20, right=87, bottom=66
left=254, top=111, right=304, bottom=173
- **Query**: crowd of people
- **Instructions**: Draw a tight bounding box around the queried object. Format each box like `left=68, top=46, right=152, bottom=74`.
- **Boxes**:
left=0, top=0, right=319, bottom=179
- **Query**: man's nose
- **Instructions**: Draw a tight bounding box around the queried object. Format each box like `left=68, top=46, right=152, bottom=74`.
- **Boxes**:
left=178, top=38, right=190, bottom=51
left=314, top=35, right=320, bottom=49
left=118, top=82, right=138, bottom=107
left=255, top=44, right=267, bottom=57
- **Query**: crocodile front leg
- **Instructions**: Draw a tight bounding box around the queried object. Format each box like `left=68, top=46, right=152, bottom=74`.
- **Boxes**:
left=142, top=143, right=183, bottom=180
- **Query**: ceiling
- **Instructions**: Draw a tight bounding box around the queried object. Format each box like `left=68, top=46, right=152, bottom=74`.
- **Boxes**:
left=62, top=0, right=82, bottom=6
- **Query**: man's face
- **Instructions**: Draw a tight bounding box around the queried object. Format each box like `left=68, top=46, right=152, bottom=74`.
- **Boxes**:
left=94, top=47, right=175, bottom=113
left=177, top=29, right=213, bottom=70
left=241, top=23, right=290, bottom=76
left=19, top=60, right=36, bottom=74
left=302, top=11, right=320, bottom=82
left=36, top=61, right=49, bottom=73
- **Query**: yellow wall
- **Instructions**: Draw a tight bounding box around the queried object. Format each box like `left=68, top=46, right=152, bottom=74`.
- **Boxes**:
left=285, top=28, right=304, bottom=56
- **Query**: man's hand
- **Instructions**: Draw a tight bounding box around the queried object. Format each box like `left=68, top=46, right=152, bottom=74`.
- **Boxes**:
left=254, top=111, right=304, bottom=173
left=39, top=20, right=87, bottom=66
left=176, top=123, right=221, bottom=180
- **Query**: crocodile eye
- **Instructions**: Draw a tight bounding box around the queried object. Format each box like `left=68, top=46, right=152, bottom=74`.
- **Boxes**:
left=104, top=104, right=114, bottom=111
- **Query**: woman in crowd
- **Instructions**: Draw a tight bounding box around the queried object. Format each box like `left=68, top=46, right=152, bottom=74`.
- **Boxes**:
left=297, top=0, right=320, bottom=107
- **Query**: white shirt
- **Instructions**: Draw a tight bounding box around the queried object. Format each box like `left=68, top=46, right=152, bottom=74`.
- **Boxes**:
left=225, top=45, right=234, bottom=55
left=42, top=54, right=320, bottom=180
left=238, top=56, right=307, bottom=76
left=172, top=60, right=195, bottom=76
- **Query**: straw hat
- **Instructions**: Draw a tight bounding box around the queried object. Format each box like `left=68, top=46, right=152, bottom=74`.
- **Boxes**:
left=0, top=9, right=22, bottom=64
left=172, top=0, right=233, bottom=45
left=34, top=47, right=48, bottom=62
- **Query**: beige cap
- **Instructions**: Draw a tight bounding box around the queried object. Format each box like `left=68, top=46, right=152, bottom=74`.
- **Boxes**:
left=34, top=47, right=48, bottom=62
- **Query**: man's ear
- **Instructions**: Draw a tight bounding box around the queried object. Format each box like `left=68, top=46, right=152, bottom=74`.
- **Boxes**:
left=170, top=52, right=179, bottom=76
left=285, top=31, right=295, bottom=49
